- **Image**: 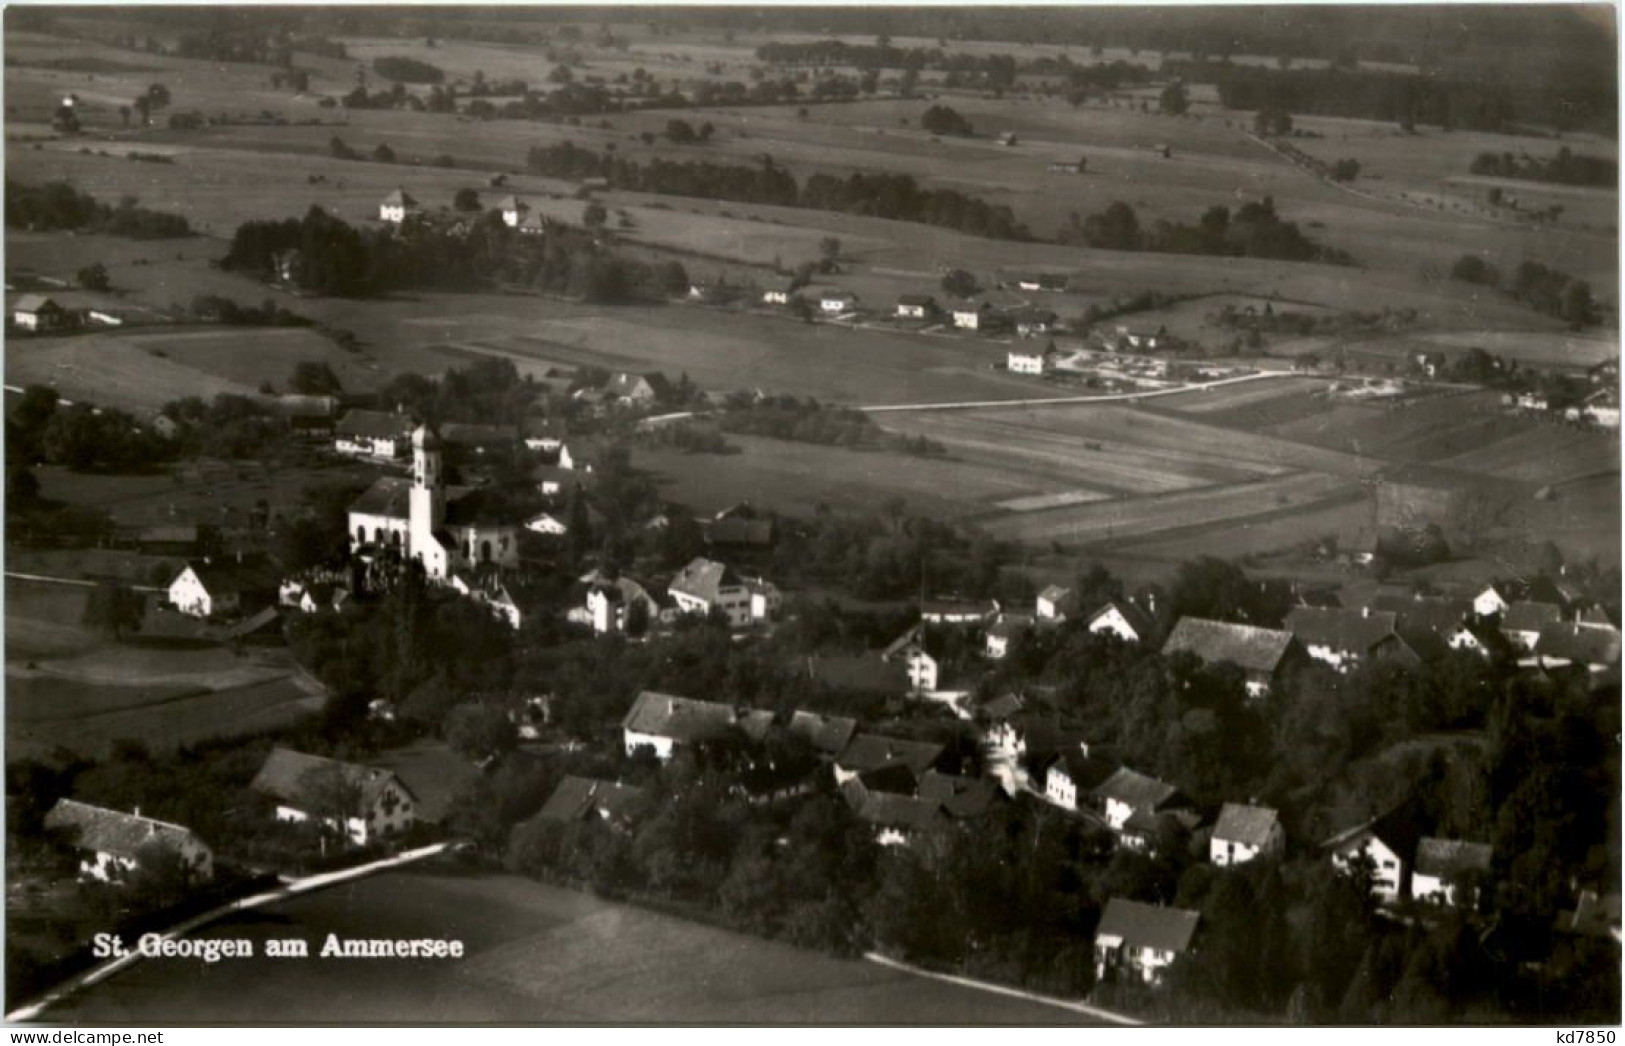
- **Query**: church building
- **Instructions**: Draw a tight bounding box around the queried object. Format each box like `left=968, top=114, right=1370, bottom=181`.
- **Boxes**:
left=347, top=425, right=522, bottom=581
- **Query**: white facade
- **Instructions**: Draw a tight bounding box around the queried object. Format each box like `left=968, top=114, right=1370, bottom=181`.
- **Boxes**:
left=904, top=647, right=938, bottom=692
left=1088, top=605, right=1142, bottom=643
left=896, top=300, right=931, bottom=318
left=952, top=307, right=984, bottom=329
left=1209, top=826, right=1283, bottom=867
left=526, top=513, right=568, bottom=536
left=1007, top=350, right=1050, bottom=375
left=623, top=729, right=676, bottom=761
left=274, top=779, right=414, bottom=847
left=763, top=289, right=791, bottom=305
left=820, top=293, right=856, bottom=314
left=1331, top=833, right=1406, bottom=903
left=1103, top=795, right=1136, bottom=831
left=1094, top=936, right=1180, bottom=985
left=334, top=432, right=406, bottom=460
left=1473, top=586, right=1509, bottom=617
left=1044, top=765, right=1079, bottom=811
left=169, top=567, right=233, bottom=619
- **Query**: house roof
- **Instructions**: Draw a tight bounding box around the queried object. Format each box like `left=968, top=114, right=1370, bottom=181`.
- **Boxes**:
left=440, top=422, right=512, bottom=447
left=921, top=597, right=998, bottom=620
left=986, top=613, right=1034, bottom=641
left=1414, top=837, right=1493, bottom=878
left=349, top=476, right=412, bottom=519
left=1501, top=601, right=1564, bottom=632
left=1087, top=600, right=1153, bottom=638
left=883, top=623, right=953, bottom=661
left=495, top=195, right=529, bottom=212
left=621, top=691, right=771, bottom=746
left=1048, top=749, right=1116, bottom=792
left=1163, top=617, right=1295, bottom=674
left=1093, top=766, right=1178, bottom=813
left=979, top=692, right=1025, bottom=720
left=1095, top=898, right=1200, bottom=954
left=44, top=799, right=205, bottom=860
left=917, top=770, right=1003, bottom=818
left=897, top=294, right=936, bottom=307
left=14, top=293, right=62, bottom=313
left=381, top=188, right=417, bottom=207
left=1039, top=584, right=1074, bottom=605
left=250, top=747, right=413, bottom=816
left=1284, top=607, right=1397, bottom=654
left=1213, top=802, right=1279, bottom=848
left=799, top=653, right=910, bottom=695
left=1536, top=622, right=1622, bottom=667
left=836, top=733, right=945, bottom=776
left=605, top=371, right=671, bottom=400
left=336, top=409, right=414, bottom=442
left=1370, top=593, right=1472, bottom=636
left=1322, top=797, right=1427, bottom=864
left=853, top=791, right=948, bottom=834
left=787, top=710, right=858, bottom=755
left=534, top=776, right=646, bottom=825
left=181, top=555, right=277, bottom=596
left=669, top=557, right=744, bottom=604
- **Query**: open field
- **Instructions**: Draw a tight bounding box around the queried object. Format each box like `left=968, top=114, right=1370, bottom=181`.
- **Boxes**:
left=1263, top=390, right=1540, bottom=461
left=46, top=867, right=1095, bottom=1024
left=1435, top=423, right=1620, bottom=485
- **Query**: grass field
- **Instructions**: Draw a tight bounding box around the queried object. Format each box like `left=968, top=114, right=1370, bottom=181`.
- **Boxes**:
left=46, top=867, right=1095, bottom=1024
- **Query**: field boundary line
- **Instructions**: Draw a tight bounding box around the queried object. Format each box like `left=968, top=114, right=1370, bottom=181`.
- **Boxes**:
left=6, top=570, right=165, bottom=593
left=862, top=951, right=1142, bottom=1025
left=5, top=841, right=457, bottom=1022
left=856, top=370, right=1310, bottom=413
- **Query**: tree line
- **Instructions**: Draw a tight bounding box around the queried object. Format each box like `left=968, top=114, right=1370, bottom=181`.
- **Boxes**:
left=6, top=180, right=191, bottom=238
left=1469, top=147, right=1615, bottom=189
left=1059, top=197, right=1354, bottom=265
left=524, top=141, right=1030, bottom=241
left=1450, top=255, right=1598, bottom=328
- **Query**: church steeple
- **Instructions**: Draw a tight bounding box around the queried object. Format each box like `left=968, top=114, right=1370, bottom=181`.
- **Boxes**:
left=408, top=424, right=445, bottom=569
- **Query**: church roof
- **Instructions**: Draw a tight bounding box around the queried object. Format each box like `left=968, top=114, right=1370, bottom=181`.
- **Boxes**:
left=349, top=476, right=411, bottom=519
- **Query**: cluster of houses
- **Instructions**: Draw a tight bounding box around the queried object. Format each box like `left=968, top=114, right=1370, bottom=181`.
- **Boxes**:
left=375, top=188, right=558, bottom=237
left=10, top=293, right=134, bottom=334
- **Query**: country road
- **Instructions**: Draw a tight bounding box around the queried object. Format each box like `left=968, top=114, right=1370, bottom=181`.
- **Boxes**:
left=856, top=368, right=1314, bottom=413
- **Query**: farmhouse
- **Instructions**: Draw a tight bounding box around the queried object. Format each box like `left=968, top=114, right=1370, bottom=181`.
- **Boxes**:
left=819, top=289, right=858, bottom=315
left=1006, top=345, right=1054, bottom=375
left=169, top=556, right=277, bottom=619
left=1094, top=766, right=1184, bottom=832
left=1283, top=606, right=1400, bottom=670
left=621, top=691, right=773, bottom=760
left=522, top=416, right=568, bottom=452
left=44, top=799, right=214, bottom=885
left=895, top=294, right=937, bottom=319
left=851, top=791, right=950, bottom=847
left=1011, top=309, right=1058, bottom=337
left=598, top=371, right=672, bottom=407
left=13, top=293, right=69, bottom=331
left=1210, top=803, right=1284, bottom=866
left=667, top=557, right=779, bottom=628
left=378, top=188, right=419, bottom=224
left=833, top=733, right=946, bottom=785
left=1087, top=601, right=1154, bottom=644
left=1112, top=324, right=1165, bottom=351
left=1094, top=899, right=1200, bottom=986
left=786, top=710, right=858, bottom=757
left=496, top=195, right=530, bottom=227
left=334, top=409, right=415, bottom=459
left=984, top=613, right=1034, bottom=659
left=1499, top=601, right=1564, bottom=652
left=251, top=748, right=417, bottom=846
left=1411, top=838, right=1493, bottom=908
left=1041, top=748, right=1115, bottom=813
left=580, top=574, right=662, bottom=635
left=1324, top=799, right=1426, bottom=904
left=347, top=426, right=522, bottom=582
left=921, top=598, right=999, bottom=625
left=761, top=284, right=794, bottom=306
left=883, top=623, right=966, bottom=693
left=1532, top=622, right=1622, bottom=674
left=951, top=294, right=1020, bottom=331
left=532, top=776, right=647, bottom=831
left=1035, top=585, right=1078, bottom=621
left=1162, top=617, right=1299, bottom=697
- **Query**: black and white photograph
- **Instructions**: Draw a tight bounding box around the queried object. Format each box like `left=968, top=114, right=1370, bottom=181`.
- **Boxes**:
left=2, top=2, right=1619, bottom=1027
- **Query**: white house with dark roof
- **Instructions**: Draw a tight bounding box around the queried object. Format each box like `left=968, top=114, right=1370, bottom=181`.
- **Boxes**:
left=621, top=691, right=773, bottom=760
left=1006, top=344, right=1054, bottom=375
left=1042, top=747, right=1115, bottom=813
left=168, top=556, right=276, bottom=619
left=1284, top=606, right=1400, bottom=670
left=1094, top=899, right=1200, bottom=985
left=1035, top=585, right=1077, bottom=621
left=13, top=293, right=69, bottom=331
left=832, top=733, right=945, bottom=785
left=895, top=294, right=936, bottom=319
left=983, top=613, right=1033, bottom=660
left=496, top=194, right=530, bottom=227
left=787, top=710, right=858, bottom=757
left=1323, top=799, right=1426, bottom=904
left=580, top=575, right=662, bottom=635
left=251, top=748, right=416, bottom=846
left=531, top=776, right=646, bottom=830
left=44, top=799, right=214, bottom=884
left=334, top=409, right=415, bottom=459
left=1411, top=837, right=1493, bottom=908
left=379, top=188, right=419, bottom=224
left=1163, top=617, right=1299, bottom=697
left=1210, top=802, right=1283, bottom=866
left=1087, top=601, right=1153, bottom=644
left=667, top=556, right=778, bottom=628
left=1094, top=766, right=1183, bottom=831
left=819, top=289, right=858, bottom=315
left=1499, top=601, right=1564, bottom=652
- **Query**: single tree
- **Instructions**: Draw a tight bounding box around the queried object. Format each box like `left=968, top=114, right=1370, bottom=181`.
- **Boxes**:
left=82, top=580, right=144, bottom=639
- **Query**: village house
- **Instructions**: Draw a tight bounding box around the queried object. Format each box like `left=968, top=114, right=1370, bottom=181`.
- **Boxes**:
left=1035, top=585, right=1078, bottom=621
left=1583, top=389, right=1619, bottom=429
left=1411, top=838, right=1493, bottom=909
left=599, top=371, right=672, bottom=407
left=522, top=416, right=568, bottom=453
left=951, top=295, right=1020, bottom=331
left=1041, top=746, right=1115, bottom=813
left=621, top=691, right=773, bottom=761
left=449, top=568, right=528, bottom=630
left=496, top=194, right=529, bottom=227
left=1086, top=600, right=1154, bottom=644
left=1323, top=799, right=1426, bottom=904
left=525, top=511, right=568, bottom=536
left=168, top=555, right=277, bottom=619
left=832, top=733, right=946, bottom=786
left=251, top=747, right=417, bottom=846
left=13, top=293, right=69, bottom=332
left=346, top=427, right=522, bottom=581
left=1094, top=766, right=1184, bottom=832
left=1094, top=899, right=1200, bottom=986
left=44, top=799, right=214, bottom=885
left=378, top=187, right=419, bottom=224
left=531, top=776, right=647, bottom=831
left=1112, top=324, right=1165, bottom=351
left=978, top=693, right=1026, bottom=757
left=895, top=294, right=937, bottom=319
left=1210, top=802, right=1284, bottom=866
left=984, top=613, right=1034, bottom=660
left=1283, top=606, right=1402, bottom=670
left=558, top=437, right=614, bottom=472
left=1499, top=601, right=1565, bottom=652
left=1162, top=617, right=1300, bottom=698
left=846, top=787, right=950, bottom=847
left=579, top=574, right=663, bottom=635
left=1532, top=621, right=1622, bottom=674
left=333, top=409, right=415, bottom=459
left=1006, top=344, right=1054, bottom=376
left=1011, top=308, right=1058, bottom=338
left=667, top=556, right=779, bottom=628
left=819, top=289, right=859, bottom=315
left=701, top=503, right=776, bottom=551
left=921, top=598, right=999, bottom=625
left=883, top=623, right=957, bottom=693
left=786, top=710, right=858, bottom=758
left=761, top=283, right=794, bottom=306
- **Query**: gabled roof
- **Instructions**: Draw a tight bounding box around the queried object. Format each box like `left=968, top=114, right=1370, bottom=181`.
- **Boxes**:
left=852, top=791, right=948, bottom=834
left=1284, top=607, right=1397, bottom=654
left=1414, top=837, right=1492, bottom=878
left=495, top=194, right=529, bottom=212
left=1213, top=802, right=1279, bottom=848
left=883, top=622, right=953, bottom=661
left=622, top=691, right=770, bottom=746
left=381, top=188, right=417, bottom=207
left=336, top=409, right=414, bottom=442
left=534, top=776, right=646, bottom=826
left=836, top=733, right=945, bottom=776
left=180, top=555, right=277, bottom=596
left=986, top=613, right=1034, bottom=641
left=14, top=293, right=62, bottom=313
left=1536, top=622, right=1622, bottom=667
left=1048, top=749, right=1116, bottom=792
left=1370, top=593, right=1473, bottom=636
left=897, top=294, right=936, bottom=307
left=798, top=653, right=909, bottom=695
left=1095, top=898, right=1199, bottom=954
left=1322, top=797, right=1427, bottom=865
left=250, top=747, right=414, bottom=816
left=917, top=771, right=1004, bottom=819
left=1093, top=766, right=1179, bottom=813
left=669, top=557, right=744, bottom=604
left=604, top=371, right=671, bottom=399
left=349, top=476, right=411, bottom=519
left=44, top=799, right=206, bottom=860
left=1087, top=600, right=1152, bottom=638
left=440, top=422, right=512, bottom=447
left=979, top=692, right=1025, bottom=721
left=787, top=710, right=858, bottom=755
left=1163, top=617, right=1295, bottom=675
left=1501, top=601, right=1564, bottom=632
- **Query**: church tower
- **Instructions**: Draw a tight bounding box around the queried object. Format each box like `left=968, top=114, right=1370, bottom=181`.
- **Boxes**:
left=408, top=424, right=445, bottom=569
